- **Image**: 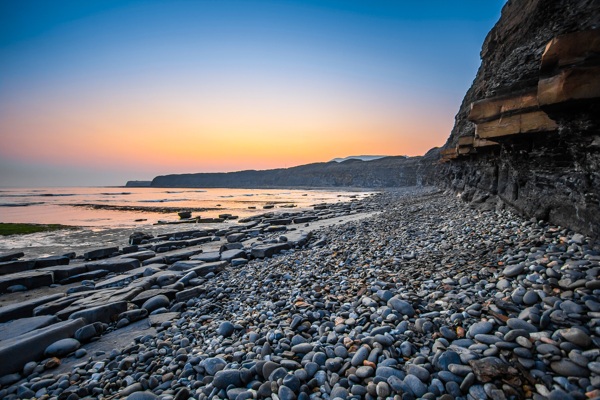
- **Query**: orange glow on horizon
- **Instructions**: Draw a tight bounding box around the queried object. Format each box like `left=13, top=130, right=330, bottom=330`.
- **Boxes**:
left=1, top=83, right=453, bottom=175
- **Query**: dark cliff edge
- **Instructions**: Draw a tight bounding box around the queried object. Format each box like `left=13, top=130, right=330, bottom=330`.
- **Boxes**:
left=151, top=156, right=425, bottom=189
left=438, top=0, right=600, bottom=238
left=125, top=180, right=152, bottom=187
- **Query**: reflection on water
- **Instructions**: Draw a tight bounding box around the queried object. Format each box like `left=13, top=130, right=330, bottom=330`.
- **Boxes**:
left=0, top=187, right=375, bottom=228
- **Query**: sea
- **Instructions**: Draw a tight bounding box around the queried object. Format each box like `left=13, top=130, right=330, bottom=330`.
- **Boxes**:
left=0, top=187, right=374, bottom=228
left=0, top=187, right=375, bottom=258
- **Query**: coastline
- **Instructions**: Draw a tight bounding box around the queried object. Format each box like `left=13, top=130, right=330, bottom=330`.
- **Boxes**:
left=0, top=187, right=377, bottom=229
left=0, top=187, right=598, bottom=399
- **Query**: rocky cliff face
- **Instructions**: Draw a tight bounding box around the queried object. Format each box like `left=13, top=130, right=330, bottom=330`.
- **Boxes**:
left=439, top=0, right=600, bottom=237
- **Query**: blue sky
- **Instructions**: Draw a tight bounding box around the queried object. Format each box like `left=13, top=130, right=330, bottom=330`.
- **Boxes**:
left=0, top=0, right=505, bottom=186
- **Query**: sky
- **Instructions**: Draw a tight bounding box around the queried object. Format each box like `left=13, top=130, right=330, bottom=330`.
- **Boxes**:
left=0, top=0, right=505, bottom=187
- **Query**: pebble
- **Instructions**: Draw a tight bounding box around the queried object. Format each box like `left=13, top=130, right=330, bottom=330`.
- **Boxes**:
left=44, top=338, right=81, bottom=357
left=202, top=357, right=227, bottom=375
left=126, top=392, right=159, bottom=400
left=560, top=328, right=592, bottom=347
left=404, top=374, right=427, bottom=397
left=213, top=370, right=242, bottom=389
left=141, top=295, right=170, bottom=313
left=1, top=189, right=598, bottom=400
left=468, top=321, right=493, bottom=337
left=216, top=321, right=235, bottom=337
left=503, top=263, right=525, bottom=277
left=550, top=360, right=590, bottom=377
left=506, top=318, right=537, bottom=333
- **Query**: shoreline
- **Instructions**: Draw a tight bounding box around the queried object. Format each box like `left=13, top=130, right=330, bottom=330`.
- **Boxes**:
left=0, top=187, right=378, bottom=231
left=0, top=187, right=598, bottom=400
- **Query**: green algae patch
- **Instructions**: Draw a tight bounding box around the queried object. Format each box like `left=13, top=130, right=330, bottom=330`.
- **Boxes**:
left=0, top=223, right=77, bottom=236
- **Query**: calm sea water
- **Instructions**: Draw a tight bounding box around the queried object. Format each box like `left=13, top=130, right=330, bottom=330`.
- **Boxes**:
left=0, top=187, right=374, bottom=228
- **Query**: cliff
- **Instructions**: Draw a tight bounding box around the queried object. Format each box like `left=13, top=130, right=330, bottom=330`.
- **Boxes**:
left=125, top=181, right=152, bottom=187
left=439, top=0, right=600, bottom=237
left=151, top=156, right=424, bottom=188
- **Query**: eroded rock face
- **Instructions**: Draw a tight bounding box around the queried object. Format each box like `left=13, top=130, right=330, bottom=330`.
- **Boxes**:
left=439, top=0, right=600, bottom=237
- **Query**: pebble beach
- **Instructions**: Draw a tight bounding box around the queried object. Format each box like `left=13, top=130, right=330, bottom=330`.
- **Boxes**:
left=1, top=187, right=599, bottom=400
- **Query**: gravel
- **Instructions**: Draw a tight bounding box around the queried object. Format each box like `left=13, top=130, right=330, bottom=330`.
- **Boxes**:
left=1, top=187, right=599, bottom=400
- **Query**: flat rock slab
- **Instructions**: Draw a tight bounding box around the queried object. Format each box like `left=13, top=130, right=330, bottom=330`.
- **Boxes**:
left=50, top=318, right=155, bottom=376
left=86, top=257, right=141, bottom=274
left=142, top=256, right=167, bottom=266
left=33, top=296, right=82, bottom=317
left=0, top=293, right=65, bottom=323
left=0, top=270, right=54, bottom=293
left=250, top=243, right=292, bottom=259
left=132, top=288, right=178, bottom=307
left=188, top=261, right=227, bottom=277
left=292, top=216, right=318, bottom=224
left=84, top=246, right=119, bottom=260
left=34, top=255, right=70, bottom=269
left=0, top=315, right=60, bottom=341
left=161, top=248, right=204, bottom=264
left=94, top=274, right=137, bottom=289
left=0, top=251, right=25, bottom=263
left=119, top=250, right=156, bottom=261
left=175, top=286, right=206, bottom=302
left=185, top=237, right=212, bottom=246
left=191, top=252, right=221, bottom=262
left=69, top=301, right=128, bottom=324
left=267, top=218, right=293, bottom=226
left=169, top=260, right=205, bottom=272
left=0, top=317, right=86, bottom=376
left=149, top=312, right=180, bottom=327
left=41, top=263, right=87, bottom=281
left=0, top=260, right=35, bottom=276
left=159, top=229, right=204, bottom=240
left=220, top=249, right=246, bottom=261
left=60, top=269, right=109, bottom=284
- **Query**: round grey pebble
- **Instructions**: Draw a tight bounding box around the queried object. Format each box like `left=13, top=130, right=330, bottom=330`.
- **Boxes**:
left=217, top=321, right=235, bottom=337
left=468, top=321, right=493, bottom=337
left=141, top=295, right=170, bottom=313
left=126, top=391, right=158, bottom=400
left=45, top=338, right=81, bottom=357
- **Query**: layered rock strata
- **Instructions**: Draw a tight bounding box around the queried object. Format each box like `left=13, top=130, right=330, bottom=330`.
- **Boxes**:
left=439, top=0, right=600, bottom=238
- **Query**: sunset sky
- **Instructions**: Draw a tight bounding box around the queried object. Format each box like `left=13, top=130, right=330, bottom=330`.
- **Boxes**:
left=0, top=0, right=505, bottom=186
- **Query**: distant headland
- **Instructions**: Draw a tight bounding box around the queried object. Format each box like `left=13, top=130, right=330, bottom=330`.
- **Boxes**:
left=126, top=154, right=436, bottom=189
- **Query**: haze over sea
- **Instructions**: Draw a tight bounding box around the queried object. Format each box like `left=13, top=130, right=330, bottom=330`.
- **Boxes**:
left=0, top=187, right=373, bottom=227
